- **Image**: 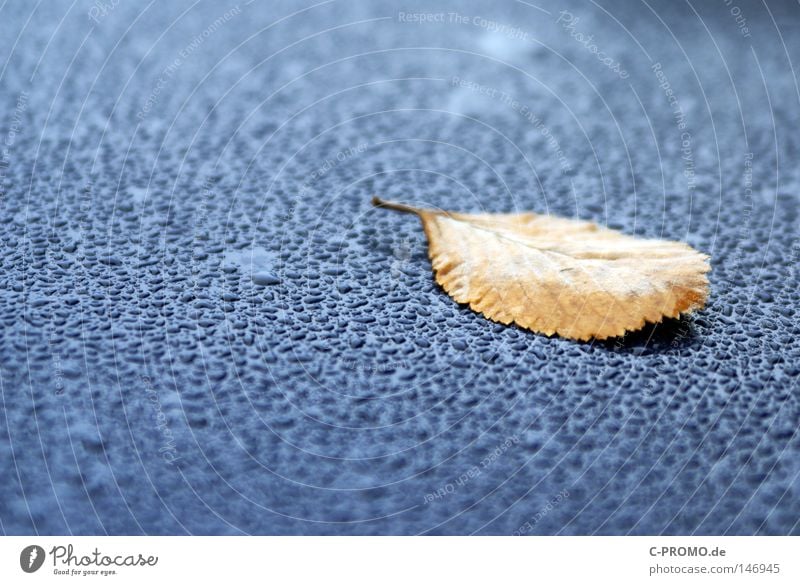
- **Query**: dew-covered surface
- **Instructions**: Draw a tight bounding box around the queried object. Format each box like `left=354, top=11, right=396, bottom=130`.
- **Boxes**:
left=0, top=0, right=798, bottom=535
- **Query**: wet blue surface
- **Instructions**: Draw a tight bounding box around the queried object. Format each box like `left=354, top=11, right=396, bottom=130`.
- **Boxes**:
left=0, top=0, right=799, bottom=534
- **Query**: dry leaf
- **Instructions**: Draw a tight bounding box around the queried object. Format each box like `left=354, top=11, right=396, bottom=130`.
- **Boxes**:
left=373, top=196, right=710, bottom=341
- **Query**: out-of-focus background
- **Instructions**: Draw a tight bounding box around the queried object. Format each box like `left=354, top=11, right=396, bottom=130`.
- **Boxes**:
left=0, top=0, right=798, bottom=535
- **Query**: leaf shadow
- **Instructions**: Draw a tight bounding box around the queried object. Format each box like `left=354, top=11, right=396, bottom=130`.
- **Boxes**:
left=596, top=316, right=704, bottom=354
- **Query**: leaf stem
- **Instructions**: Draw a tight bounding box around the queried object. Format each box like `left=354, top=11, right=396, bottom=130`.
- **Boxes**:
left=372, top=196, right=422, bottom=215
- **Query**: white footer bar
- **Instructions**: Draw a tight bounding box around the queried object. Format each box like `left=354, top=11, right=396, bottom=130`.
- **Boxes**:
left=1, top=536, right=796, bottom=584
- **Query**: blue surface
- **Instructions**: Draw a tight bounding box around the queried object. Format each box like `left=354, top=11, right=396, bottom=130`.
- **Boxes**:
left=1, top=0, right=799, bottom=535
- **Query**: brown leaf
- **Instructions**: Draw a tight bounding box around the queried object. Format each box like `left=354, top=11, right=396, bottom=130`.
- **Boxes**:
left=373, top=197, right=710, bottom=341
